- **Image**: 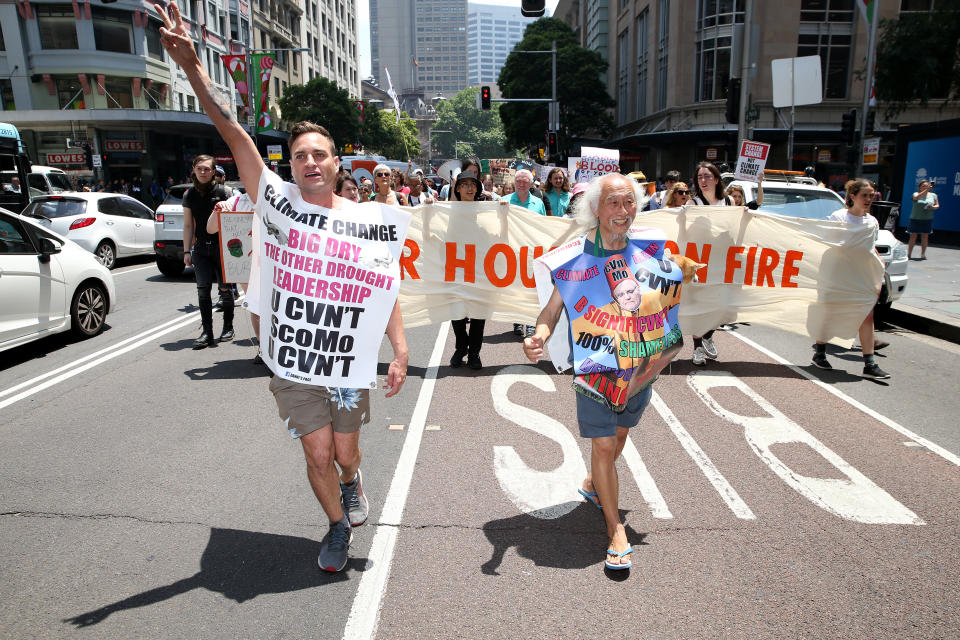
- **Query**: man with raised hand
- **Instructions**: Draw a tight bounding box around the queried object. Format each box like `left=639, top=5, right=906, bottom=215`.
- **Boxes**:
left=155, top=1, right=409, bottom=573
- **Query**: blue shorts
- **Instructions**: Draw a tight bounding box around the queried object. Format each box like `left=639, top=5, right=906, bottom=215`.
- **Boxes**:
left=908, top=217, right=933, bottom=234
left=576, top=385, right=653, bottom=439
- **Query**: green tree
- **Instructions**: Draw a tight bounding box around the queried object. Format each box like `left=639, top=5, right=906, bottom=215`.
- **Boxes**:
left=366, top=109, right=421, bottom=160
left=432, top=87, right=513, bottom=158
left=276, top=77, right=419, bottom=159
left=277, top=77, right=362, bottom=151
left=497, top=18, right=614, bottom=155
left=875, top=0, right=960, bottom=119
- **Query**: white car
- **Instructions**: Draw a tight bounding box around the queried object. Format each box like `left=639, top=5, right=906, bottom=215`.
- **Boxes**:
left=729, top=179, right=909, bottom=309
left=21, top=192, right=156, bottom=269
left=0, top=208, right=116, bottom=353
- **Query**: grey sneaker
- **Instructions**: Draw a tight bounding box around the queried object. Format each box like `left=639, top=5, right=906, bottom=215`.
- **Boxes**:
left=318, top=521, right=353, bottom=572
left=811, top=352, right=833, bottom=370
left=692, top=346, right=707, bottom=366
left=863, top=363, right=890, bottom=379
left=341, top=470, right=369, bottom=526
left=701, top=336, right=718, bottom=359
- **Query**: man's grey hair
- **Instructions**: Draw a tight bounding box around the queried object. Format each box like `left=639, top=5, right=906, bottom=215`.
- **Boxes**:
left=572, top=173, right=650, bottom=229
left=515, top=169, right=534, bottom=182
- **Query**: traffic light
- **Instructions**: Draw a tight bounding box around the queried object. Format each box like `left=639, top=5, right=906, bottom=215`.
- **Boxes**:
left=547, top=131, right=557, bottom=156
left=521, top=0, right=545, bottom=17
left=841, top=108, right=857, bottom=144
left=865, top=111, right=876, bottom=136
left=83, top=143, right=93, bottom=169
left=537, top=146, right=545, bottom=161
left=725, top=78, right=741, bottom=124
left=480, top=86, right=491, bottom=110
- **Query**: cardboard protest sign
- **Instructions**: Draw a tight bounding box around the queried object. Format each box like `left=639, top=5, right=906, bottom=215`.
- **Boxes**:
left=568, top=157, right=582, bottom=182
left=734, top=140, right=771, bottom=182
left=256, top=199, right=410, bottom=388
left=577, top=147, right=620, bottom=182
left=536, top=228, right=684, bottom=411
left=217, top=211, right=254, bottom=283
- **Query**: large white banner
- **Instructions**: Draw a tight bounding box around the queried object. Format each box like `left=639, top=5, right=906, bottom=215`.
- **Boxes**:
left=397, top=204, right=884, bottom=346
left=259, top=202, right=410, bottom=388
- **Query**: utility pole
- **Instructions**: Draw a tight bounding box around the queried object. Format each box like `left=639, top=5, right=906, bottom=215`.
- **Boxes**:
left=736, top=0, right=754, bottom=149
left=855, top=0, right=880, bottom=177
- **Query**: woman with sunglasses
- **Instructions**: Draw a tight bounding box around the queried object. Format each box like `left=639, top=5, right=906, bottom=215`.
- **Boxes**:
left=689, top=162, right=731, bottom=366
left=372, top=163, right=408, bottom=206
left=663, top=182, right=692, bottom=208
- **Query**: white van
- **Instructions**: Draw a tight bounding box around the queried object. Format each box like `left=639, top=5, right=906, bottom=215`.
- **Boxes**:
left=27, top=165, right=74, bottom=195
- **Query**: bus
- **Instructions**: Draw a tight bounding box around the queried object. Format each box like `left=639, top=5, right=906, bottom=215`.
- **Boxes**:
left=0, top=122, right=32, bottom=213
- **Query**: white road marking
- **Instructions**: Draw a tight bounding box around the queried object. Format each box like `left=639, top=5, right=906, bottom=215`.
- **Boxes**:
left=729, top=331, right=960, bottom=468
left=650, top=390, right=757, bottom=520
left=343, top=321, right=449, bottom=640
left=0, top=313, right=200, bottom=411
left=621, top=436, right=673, bottom=519
left=113, top=264, right=157, bottom=275
left=491, top=365, right=588, bottom=519
left=688, top=370, right=924, bottom=525
left=0, top=313, right=198, bottom=401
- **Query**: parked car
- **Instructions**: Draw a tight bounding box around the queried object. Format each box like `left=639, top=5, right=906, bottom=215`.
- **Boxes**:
left=0, top=208, right=116, bottom=353
left=20, top=192, right=156, bottom=269
left=728, top=179, right=909, bottom=309
left=153, top=181, right=243, bottom=277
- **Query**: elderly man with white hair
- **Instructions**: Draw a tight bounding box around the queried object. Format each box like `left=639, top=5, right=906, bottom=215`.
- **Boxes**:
left=523, top=172, right=699, bottom=572
left=507, top=169, right=546, bottom=215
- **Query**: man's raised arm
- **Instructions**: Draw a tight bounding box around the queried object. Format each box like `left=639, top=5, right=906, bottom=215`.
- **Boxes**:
left=154, top=1, right=263, bottom=202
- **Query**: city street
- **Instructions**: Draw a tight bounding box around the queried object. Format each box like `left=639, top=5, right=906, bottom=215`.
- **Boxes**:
left=1, top=258, right=958, bottom=639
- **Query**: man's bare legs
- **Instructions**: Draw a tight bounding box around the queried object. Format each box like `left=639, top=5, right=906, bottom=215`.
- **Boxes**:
left=589, top=427, right=632, bottom=566
left=299, top=426, right=345, bottom=523
left=333, top=430, right=362, bottom=484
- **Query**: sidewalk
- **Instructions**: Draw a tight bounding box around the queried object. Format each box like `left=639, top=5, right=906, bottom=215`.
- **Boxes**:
left=887, top=243, right=960, bottom=343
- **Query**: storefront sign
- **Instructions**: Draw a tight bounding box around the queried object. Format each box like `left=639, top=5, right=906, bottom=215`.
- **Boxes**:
left=215, top=155, right=235, bottom=163
left=817, top=150, right=832, bottom=163
left=267, top=145, right=283, bottom=160
left=705, top=147, right=718, bottom=160
left=46, top=153, right=85, bottom=165
left=104, top=140, right=144, bottom=152
left=862, top=138, right=880, bottom=165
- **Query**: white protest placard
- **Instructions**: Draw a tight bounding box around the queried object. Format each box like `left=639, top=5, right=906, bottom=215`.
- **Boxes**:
left=257, top=198, right=410, bottom=388
left=734, top=140, right=771, bottom=182
left=567, top=157, right=581, bottom=182
left=577, top=147, right=620, bottom=182
left=217, top=211, right=254, bottom=283
left=862, top=137, right=880, bottom=165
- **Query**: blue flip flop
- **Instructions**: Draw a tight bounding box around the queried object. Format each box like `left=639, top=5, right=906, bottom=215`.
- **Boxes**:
left=577, top=488, right=602, bottom=510
left=604, top=546, right=633, bottom=570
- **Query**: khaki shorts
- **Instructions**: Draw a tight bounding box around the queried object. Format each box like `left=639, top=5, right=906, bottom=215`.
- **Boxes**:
left=269, top=377, right=371, bottom=438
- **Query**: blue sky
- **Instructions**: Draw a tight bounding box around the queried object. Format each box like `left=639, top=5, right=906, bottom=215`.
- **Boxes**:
left=357, top=0, right=561, bottom=80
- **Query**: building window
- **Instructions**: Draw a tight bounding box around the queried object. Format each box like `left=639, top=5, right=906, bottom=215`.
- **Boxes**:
left=636, top=9, right=649, bottom=119
left=656, top=0, right=669, bottom=111
left=93, top=8, right=133, bottom=54
left=617, top=29, right=630, bottom=124
left=0, top=79, right=14, bottom=111
left=105, top=77, right=134, bottom=108
left=698, top=0, right=745, bottom=28
left=900, top=0, right=934, bottom=10
left=694, top=36, right=733, bottom=101
left=56, top=77, right=85, bottom=109
left=798, top=1, right=854, bottom=100
left=37, top=5, right=79, bottom=50
left=187, top=94, right=196, bottom=111
left=146, top=20, right=165, bottom=60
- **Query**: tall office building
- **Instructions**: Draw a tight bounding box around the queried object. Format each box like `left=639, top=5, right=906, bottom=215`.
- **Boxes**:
left=370, top=0, right=468, bottom=97
left=467, top=3, right=547, bottom=87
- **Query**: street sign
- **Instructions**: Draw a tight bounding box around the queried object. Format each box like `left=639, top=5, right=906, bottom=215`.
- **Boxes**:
left=705, top=147, right=718, bottom=160
left=247, top=116, right=255, bottom=126
left=862, top=137, right=880, bottom=165
left=771, top=55, right=823, bottom=108
left=92, top=154, right=102, bottom=168
left=733, top=140, right=771, bottom=182
left=267, top=145, right=283, bottom=161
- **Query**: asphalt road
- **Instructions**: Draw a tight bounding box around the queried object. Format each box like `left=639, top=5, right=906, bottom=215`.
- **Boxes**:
left=1, top=258, right=958, bottom=639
